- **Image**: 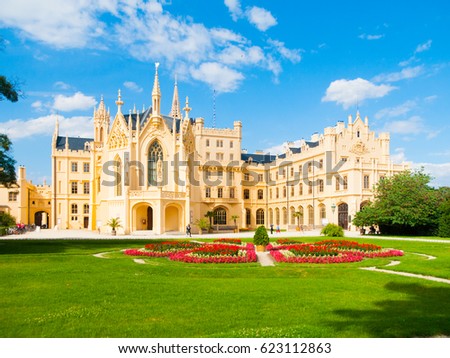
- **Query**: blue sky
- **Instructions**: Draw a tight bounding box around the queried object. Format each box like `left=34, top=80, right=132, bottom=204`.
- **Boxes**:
left=1, top=0, right=449, bottom=186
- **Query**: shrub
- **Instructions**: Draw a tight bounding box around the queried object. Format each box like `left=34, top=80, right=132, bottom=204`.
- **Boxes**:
left=0, top=212, right=15, bottom=227
left=321, top=223, right=344, bottom=237
left=253, top=225, right=269, bottom=246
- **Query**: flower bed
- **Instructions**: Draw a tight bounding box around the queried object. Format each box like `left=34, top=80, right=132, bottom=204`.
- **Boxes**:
left=213, top=238, right=242, bottom=245
left=124, top=241, right=256, bottom=264
left=268, top=239, right=403, bottom=264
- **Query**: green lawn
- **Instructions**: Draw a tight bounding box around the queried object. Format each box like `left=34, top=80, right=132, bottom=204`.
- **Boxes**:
left=0, top=237, right=449, bottom=338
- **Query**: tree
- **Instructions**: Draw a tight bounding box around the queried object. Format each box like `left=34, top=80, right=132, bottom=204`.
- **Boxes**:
left=204, top=211, right=214, bottom=232
left=293, top=211, right=303, bottom=229
left=0, top=75, right=19, bottom=102
left=437, top=187, right=450, bottom=238
left=352, top=170, right=440, bottom=235
left=0, top=134, right=17, bottom=187
left=231, top=215, right=239, bottom=229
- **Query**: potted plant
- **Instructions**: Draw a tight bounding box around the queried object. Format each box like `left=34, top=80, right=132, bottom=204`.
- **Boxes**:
left=204, top=211, right=214, bottom=233
left=194, top=218, right=210, bottom=235
left=107, top=217, right=122, bottom=236
left=253, top=225, right=269, bottom=252
left=231, top=215, right=239, bottom=233
left=293, top=211, right=303, bottom=231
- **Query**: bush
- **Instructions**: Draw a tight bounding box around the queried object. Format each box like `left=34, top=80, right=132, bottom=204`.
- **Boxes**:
left=321, top=223, right=344, bottom=237
left=0, top=212, right=15, bottom=227
left=0, top=227, right=8, bottom=236
left=253, top=225, right=269, bottom=246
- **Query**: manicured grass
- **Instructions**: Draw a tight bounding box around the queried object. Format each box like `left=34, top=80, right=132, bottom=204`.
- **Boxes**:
left=0, top=238, right=449, bottom=338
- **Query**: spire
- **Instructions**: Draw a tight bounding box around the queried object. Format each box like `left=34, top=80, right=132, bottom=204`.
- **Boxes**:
left=183, top=96, right=191, bottom=120
left=116, top=89, right=124, bottom=113
left=170, top=75, right=181, bottom=119
left=152, top=62, right=161, bottom=97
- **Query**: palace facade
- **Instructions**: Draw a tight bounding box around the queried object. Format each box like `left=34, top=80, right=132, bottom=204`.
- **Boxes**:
left=1, top=64, right=408, bottom=234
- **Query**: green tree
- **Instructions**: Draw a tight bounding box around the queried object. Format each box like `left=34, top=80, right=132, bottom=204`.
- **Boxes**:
left=0, top=211, right=16, bottom=227
left=437, top=187, right=450, bottom=238
left=0, top=75, right=19, bottom=102
left=0, top=134, right=17, bottom=187
left=353, top=170, right=440, bottom=235
left=204, top=211, right=214, bottom=231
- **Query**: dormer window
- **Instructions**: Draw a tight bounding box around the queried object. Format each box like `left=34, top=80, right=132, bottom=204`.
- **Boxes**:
left=357, top=130, right=360, bottom=138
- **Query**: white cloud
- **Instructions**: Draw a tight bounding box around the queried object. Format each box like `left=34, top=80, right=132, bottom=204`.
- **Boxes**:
left=415, top=40, right=432, bottom=53
left=322, top=78, right=396, bottom=109
left=383, top=115, right=424, bottom=135
left=0, top=0, right=110, bottom=49
left=359, top=33, right=384, bottom=40
left=246, top=6, right=277, bottom=31
left=224, top=0, right=243, bottom=21
left=53, top=92, right=97, bottom=112
left=190, top=62, right=244, bottom=93
left=53, top=81, right=72, bottom=90
left=264, top=139, right=303, bottom=155
left=1, top=115, right=93, bottom=140
left=375, top=100, right=417, bottom=119
left=372, top=65, right=424, bottom=83
left=123, top=81, right=143, bottom=93
left=267, top=39, right=301, bottom=63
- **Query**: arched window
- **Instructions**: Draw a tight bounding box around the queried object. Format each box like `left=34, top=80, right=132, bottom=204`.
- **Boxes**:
left=246, top=208, right=251, bottom=226
left=308, top=205, right=314, bottom=226
left=290, top=206, right=295, bottom=225
left=269, top=208, right=273, bottom=225
left=114, top=157, right=122, bottom=196
left=148, top=141, right=163, bottom=186
left=275, top=208, right=280, bottom=225
left=282, top=207, right=287, bottom=225
left=320, top=205, right=326, bottom=219
left=297, top=206, right=304, bottom=225
left=213, top=207, right=227, bottom=225
left=256, top=209, right=265, bottom=225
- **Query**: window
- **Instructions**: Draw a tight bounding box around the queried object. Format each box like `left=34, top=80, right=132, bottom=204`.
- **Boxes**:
left=71, top=216, right=77, bottom=221
left=246, top=208, right=251, bottom=226
left=341, top=157, right=348, bottom=162
left=71, top=162, right=78, bottom=172
left=216, top=153, right=224, bottom=161
left=213, top=208, right=227, bottom=225
left=335, top=176, right=341, bottom=191
left=8, top=192, right=18, bottom=201
left=269, top=188, right=272, bottom=199
left=308, top=182, right=312, bottom=194
left=258, top=174, right=263, bottom=182
left=230, top=141, right=233, bottom=148
left=229, top=187, right=235, bottom=199
left=228, top=171, right=234, bottom=181
left=318, top=179, right=324, bottom=193
left=308, top=162, right=312, bottom=173
left=291, top=186, right=294, bottom=196
left=205, top=187, right=211, bottom=198
left=243, top=189, right=250, bottom=199
left=216, top=140, right=223, bottom=147
left=276, top=188, right=279, bottom=198
left=282, top=169, right=286, bottom=178
left=115, top=158, right=122, bottom=196
left=357, top=130, right=360, bottom=138
left=148, top=141, right=163, bottom=186
left=230, top=153, right=234, bottom=160
left=283, top=207, right=287, bottom=225
left=206, top=152, right=210, bottom=160
left=363, top=175, right=370, bottom=189
left=83, top=204, right=89, bottom=214
left=283, top=186, right=286, bottom=198
left=83, top=182, right=90, bottom=195
left=206, top=139, right=210, bottom=147
left=257, top=189, right=264, bottom=200
left=218, top=187, right=223, bottom=198
left=343, top=176, right=348, bottom=190
left=319, top=159, right=323, bottom=169
left=256, top=209, right=265, bottom=225
left=71, top=204, right=78, bottom=214
left=71, top=182, right=78, bottom=194
left=244, top=173, right=250, bottom=181
left=290, top=167, right=294, bottom=177
left=308, top=206, right=314, bottom=225
left=83, top=162, right=90, bottom=173
left=299, top=183, right=303, bottom=196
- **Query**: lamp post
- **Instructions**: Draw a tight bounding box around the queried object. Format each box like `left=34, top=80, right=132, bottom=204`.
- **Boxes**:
left=331, top=203, right=336, bottom=224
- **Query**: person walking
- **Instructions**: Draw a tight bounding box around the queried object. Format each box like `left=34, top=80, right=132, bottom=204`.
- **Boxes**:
left=270, top=224, right=274, bottom=234
left=186, top=224, right=192, bottom=237
left=276, top=225, right=280, bottom=233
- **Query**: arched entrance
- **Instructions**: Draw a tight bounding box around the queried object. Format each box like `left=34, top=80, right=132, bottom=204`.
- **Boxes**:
left=338, top=203, right=348, bottom=230
left=133, top=203, right=153, bottom=231
left=34, top=211, right=48, bottom=228
left=165, top=205, right=180, bottom=232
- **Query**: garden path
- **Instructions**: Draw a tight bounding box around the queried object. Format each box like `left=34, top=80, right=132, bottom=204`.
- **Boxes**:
left=256, top=251, right=275, bottom=266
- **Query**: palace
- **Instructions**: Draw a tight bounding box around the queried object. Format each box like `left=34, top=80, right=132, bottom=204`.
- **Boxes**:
left=1, top=64, right=408, bottom=234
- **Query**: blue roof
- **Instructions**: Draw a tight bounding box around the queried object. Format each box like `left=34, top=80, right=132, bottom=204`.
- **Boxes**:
left=55, top=136, right=93, bottom=151
left=241, top=153, right=277, bottom=164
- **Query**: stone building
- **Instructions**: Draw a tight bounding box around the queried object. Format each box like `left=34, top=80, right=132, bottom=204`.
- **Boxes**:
left=1, top=64, right=408, bottom=233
